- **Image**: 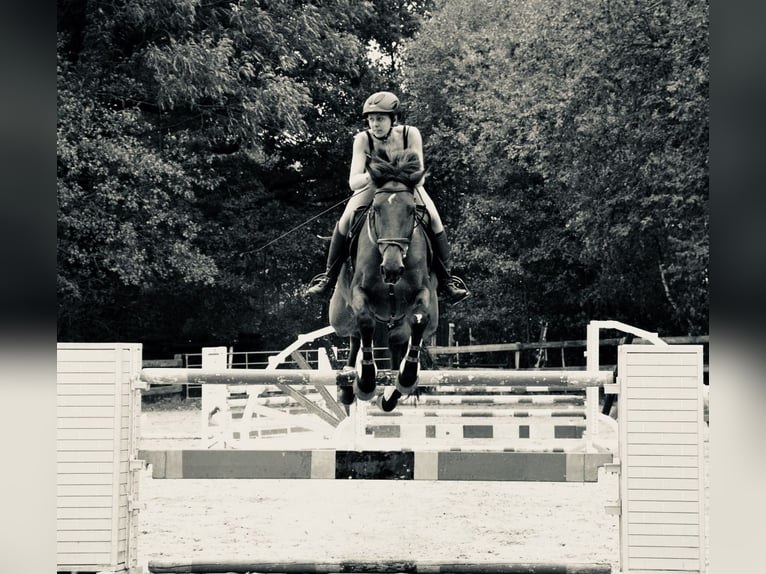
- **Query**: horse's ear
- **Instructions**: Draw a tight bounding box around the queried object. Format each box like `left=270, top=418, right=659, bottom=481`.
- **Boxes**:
left=368, top=153, right=388, bottom=171
left=375, top=149, right=390, bottom=163
left=395, top=150, right=426, bottom=185
left=402, top=149, right=420, bottom=165
left=409, top=169, right=427, bottom=184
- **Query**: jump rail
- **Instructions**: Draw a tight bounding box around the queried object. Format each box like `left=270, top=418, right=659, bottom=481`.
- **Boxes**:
left=138, top=448, right=612, bottom=481
left=148, top=559, right=612, bottom=574
left=140, top=368, right=614, bottom=388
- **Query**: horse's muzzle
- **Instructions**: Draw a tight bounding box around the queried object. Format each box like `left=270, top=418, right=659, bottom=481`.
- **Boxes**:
left=380, top=262, right=405, bottom=285
left=378, top=241, right=408, bottom=285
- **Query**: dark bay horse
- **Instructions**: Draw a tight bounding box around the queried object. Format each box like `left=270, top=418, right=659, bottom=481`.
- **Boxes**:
left=329, top=150, right=438, bottom=412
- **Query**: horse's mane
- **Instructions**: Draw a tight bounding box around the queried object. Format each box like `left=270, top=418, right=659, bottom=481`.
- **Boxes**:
left=367, top=149, right=425, bottom=188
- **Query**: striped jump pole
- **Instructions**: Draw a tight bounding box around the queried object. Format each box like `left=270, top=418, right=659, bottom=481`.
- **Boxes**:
left=148, top=559, right=612, bottom=573
left=137, top=448, right=613, bottom=482
left=366, top=408, right=585, bottom=418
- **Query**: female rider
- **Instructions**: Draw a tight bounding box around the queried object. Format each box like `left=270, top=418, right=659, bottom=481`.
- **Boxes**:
left=304, top=91, right=470, bottom=305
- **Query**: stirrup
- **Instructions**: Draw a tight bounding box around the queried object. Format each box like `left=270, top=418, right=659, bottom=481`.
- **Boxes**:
left=440, top=276, right=470, bottom=306
left=304, top=273, right=332, bottom=298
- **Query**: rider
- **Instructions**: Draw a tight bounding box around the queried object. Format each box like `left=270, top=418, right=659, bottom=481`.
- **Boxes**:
left=304, top=91, right=470, bottom=305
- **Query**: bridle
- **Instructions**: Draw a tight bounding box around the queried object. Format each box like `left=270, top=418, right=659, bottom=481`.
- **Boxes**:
left=367, top=185, right=417, bottom=261
left=366, top=184, right=418, bottom=328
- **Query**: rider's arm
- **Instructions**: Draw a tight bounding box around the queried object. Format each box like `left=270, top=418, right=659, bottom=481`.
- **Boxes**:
left=348, top=133, right=371, bottom=192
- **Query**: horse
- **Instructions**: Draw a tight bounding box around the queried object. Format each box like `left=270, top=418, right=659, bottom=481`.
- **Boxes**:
left=329, top=149, right=439, bottom=412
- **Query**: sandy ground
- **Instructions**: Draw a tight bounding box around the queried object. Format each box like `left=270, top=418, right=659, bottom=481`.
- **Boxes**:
left=136, top=405, right=710, bottom=573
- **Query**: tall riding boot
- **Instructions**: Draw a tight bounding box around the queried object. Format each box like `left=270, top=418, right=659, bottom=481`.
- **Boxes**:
left=431, top=230, right=470, bottom=305
left=304, top=224, right=348, bottom=299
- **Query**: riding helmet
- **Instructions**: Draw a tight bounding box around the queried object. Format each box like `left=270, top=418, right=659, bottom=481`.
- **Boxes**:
left=363, top=91, right=400, bottom=117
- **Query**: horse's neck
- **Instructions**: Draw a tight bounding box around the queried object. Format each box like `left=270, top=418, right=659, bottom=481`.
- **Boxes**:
left=407, top=226, right=431, bottom=267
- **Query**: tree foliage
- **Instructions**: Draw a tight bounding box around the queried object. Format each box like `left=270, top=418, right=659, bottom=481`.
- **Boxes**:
left=57, top=0, right=707, bottom=354
left=57, top=0, right=434, bottom=350
left=403, top=0, right=708, bottom=341
left=57, top=49, right=218, bottom=340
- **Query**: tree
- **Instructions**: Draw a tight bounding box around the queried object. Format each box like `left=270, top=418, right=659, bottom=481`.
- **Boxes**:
left=403, top=0, right=708, bottom=341
left=57, top=0, right=435, bottom=349
left=57, top=49, right=218, bottom=340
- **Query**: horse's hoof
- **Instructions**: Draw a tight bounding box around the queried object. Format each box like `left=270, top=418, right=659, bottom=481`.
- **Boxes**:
left=379, top=387, right=400, bottom=412
left=353, top=378, right=376, bottom=401
left=380, top=396, right=397, bottom=412
left=395, top=376, right=419, bottom=396
left=337, top=386, right=355, bottom=405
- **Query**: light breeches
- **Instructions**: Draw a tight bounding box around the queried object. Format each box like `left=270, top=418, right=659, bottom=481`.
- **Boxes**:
left=338, top=185, right=444, bottom=235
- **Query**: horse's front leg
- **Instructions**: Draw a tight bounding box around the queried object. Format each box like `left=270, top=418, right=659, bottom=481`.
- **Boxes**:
left=397, top=308, right=429, bottom=393
left=380, top=289, right=430, bottom=412
left=337, top=336, right=361, bottom=406
left=350, top=287, right=377, bottom=401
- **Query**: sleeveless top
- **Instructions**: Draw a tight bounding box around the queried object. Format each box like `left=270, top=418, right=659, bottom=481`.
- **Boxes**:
left=364, top=125, right=409, bottom=163
left=362, top=125, right=427, bottom=211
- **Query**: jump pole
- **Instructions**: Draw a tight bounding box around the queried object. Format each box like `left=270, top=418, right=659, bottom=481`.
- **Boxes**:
left=140, top=368, right=614, bottom=388
left=148, top=559, right=612, bottom=573
left=138, top=447, right=613, bottom=481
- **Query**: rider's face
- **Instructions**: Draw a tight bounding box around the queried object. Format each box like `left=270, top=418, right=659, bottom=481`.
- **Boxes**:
left=367, top=113, right=393, bottom=136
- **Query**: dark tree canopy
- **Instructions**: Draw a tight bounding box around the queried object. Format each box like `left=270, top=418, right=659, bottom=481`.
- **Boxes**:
left=402, top=0, right=708, bottom=342
left=57, top=0, right=707, bottom=354
left=57, top=0, right=434, bottom=352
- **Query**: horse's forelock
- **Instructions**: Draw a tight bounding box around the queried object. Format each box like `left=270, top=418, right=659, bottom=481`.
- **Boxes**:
left=368, top=149, right=424, bottom=187
left=367, top=156, right=399, bottom=186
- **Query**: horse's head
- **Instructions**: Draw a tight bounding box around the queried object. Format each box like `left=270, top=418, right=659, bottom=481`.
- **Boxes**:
left=367, top=150, right=425, bottom=285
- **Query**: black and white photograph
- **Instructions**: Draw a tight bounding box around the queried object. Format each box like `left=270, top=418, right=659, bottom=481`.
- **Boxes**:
left=48, top=1, right=719, bottom=573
